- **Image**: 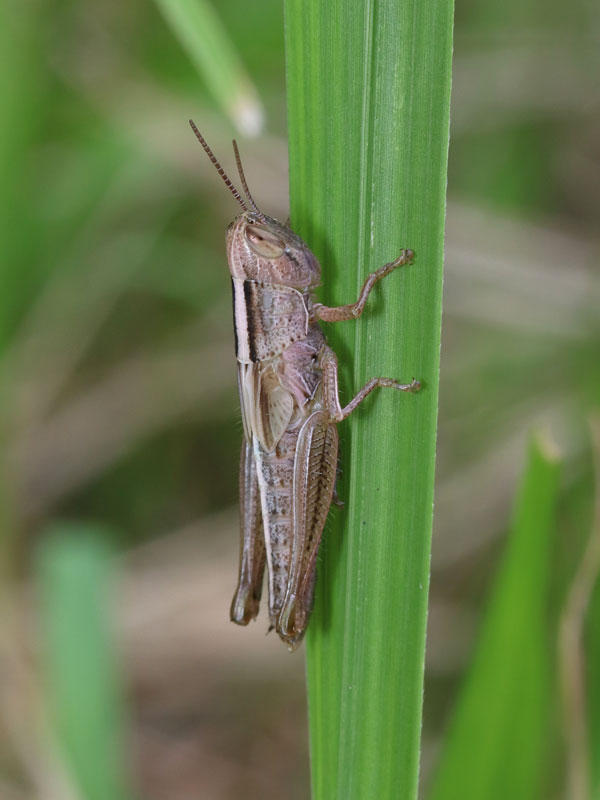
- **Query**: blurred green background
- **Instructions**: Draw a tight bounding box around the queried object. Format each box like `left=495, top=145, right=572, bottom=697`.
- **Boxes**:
left=0, top=0, right=598, bottom=798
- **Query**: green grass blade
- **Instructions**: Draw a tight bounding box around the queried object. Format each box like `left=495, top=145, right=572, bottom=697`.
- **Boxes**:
left=36, top=525, right=132, bottom=800
left=591, top=564, right=600, bottom=800
left=284, top=2, right=453, bottom=797
left=570, top=418, right=600, bottom=800
left=152, top=0, right=264, bottom=134
left=428, top=435, right=562, bottom=800
left=0, top=3, right=45, bottom=352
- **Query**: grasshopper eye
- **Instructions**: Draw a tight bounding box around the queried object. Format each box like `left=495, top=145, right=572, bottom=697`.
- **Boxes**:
left=245, top=224, right=286, bottom=259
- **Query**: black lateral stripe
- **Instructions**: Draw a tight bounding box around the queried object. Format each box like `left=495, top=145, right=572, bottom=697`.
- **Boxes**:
left=243, top=280, right=258, bottom=362
left=230, top=278, right=239, bottom=357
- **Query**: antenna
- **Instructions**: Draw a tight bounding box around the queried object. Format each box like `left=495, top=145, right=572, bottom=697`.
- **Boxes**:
left=232, top=140, right=261, bottom=215
left=189, top=120, right=248, bottom=211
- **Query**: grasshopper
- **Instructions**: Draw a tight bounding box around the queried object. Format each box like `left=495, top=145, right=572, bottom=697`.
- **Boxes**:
left=190, top=120, right=420, bottom=650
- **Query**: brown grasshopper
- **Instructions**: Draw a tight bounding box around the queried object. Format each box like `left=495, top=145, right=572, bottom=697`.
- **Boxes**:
left=190, top=120, right=420, bottom=650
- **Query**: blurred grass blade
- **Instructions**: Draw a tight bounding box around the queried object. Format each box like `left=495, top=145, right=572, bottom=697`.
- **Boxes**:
left=285, top=2, right=453, bottom=797
left=152, top=0, right=264, bottom=135
left=573, top=416, right=600, bottom=800
left=0, top=2, right=45, bottom=352
left=37, top=525, right=132, bottom=800
left=428, top=435, right=561, bottom=800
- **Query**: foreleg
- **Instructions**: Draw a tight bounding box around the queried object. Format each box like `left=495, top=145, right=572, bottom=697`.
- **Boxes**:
left=312, top=249, right=414, bottom=323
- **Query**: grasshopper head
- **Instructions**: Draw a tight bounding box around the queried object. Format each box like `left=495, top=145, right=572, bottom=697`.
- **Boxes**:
left=227, top=211, right=321, bottom=289
left=189, top=120, right=321, bottom=289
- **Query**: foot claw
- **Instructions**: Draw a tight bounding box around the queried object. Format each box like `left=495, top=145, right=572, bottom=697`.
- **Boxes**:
left=332, top=490, right=345, bottom=509
left=392, top=249, right=415, bottom=268
left=388, top=378, right=421, bottom=392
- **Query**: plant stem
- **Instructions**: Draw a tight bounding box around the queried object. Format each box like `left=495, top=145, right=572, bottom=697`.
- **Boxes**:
left=284, top=1, right=454, bottom=797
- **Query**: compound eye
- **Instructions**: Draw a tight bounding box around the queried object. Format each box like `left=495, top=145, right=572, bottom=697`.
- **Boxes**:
left=245, top=224, right=286, bottom=259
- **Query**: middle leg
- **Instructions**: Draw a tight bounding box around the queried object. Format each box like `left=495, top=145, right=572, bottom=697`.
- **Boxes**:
left=321, top=346, right=420, bottom=423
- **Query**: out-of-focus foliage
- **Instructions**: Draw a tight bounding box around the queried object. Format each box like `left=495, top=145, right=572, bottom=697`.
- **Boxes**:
left=429, top=435, right=560, bottom=800
left=37, top=526, right=132, bottom=800
left=0, top=0, right=598, bottom=797
left=152, top=0, right=264, bottom=134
